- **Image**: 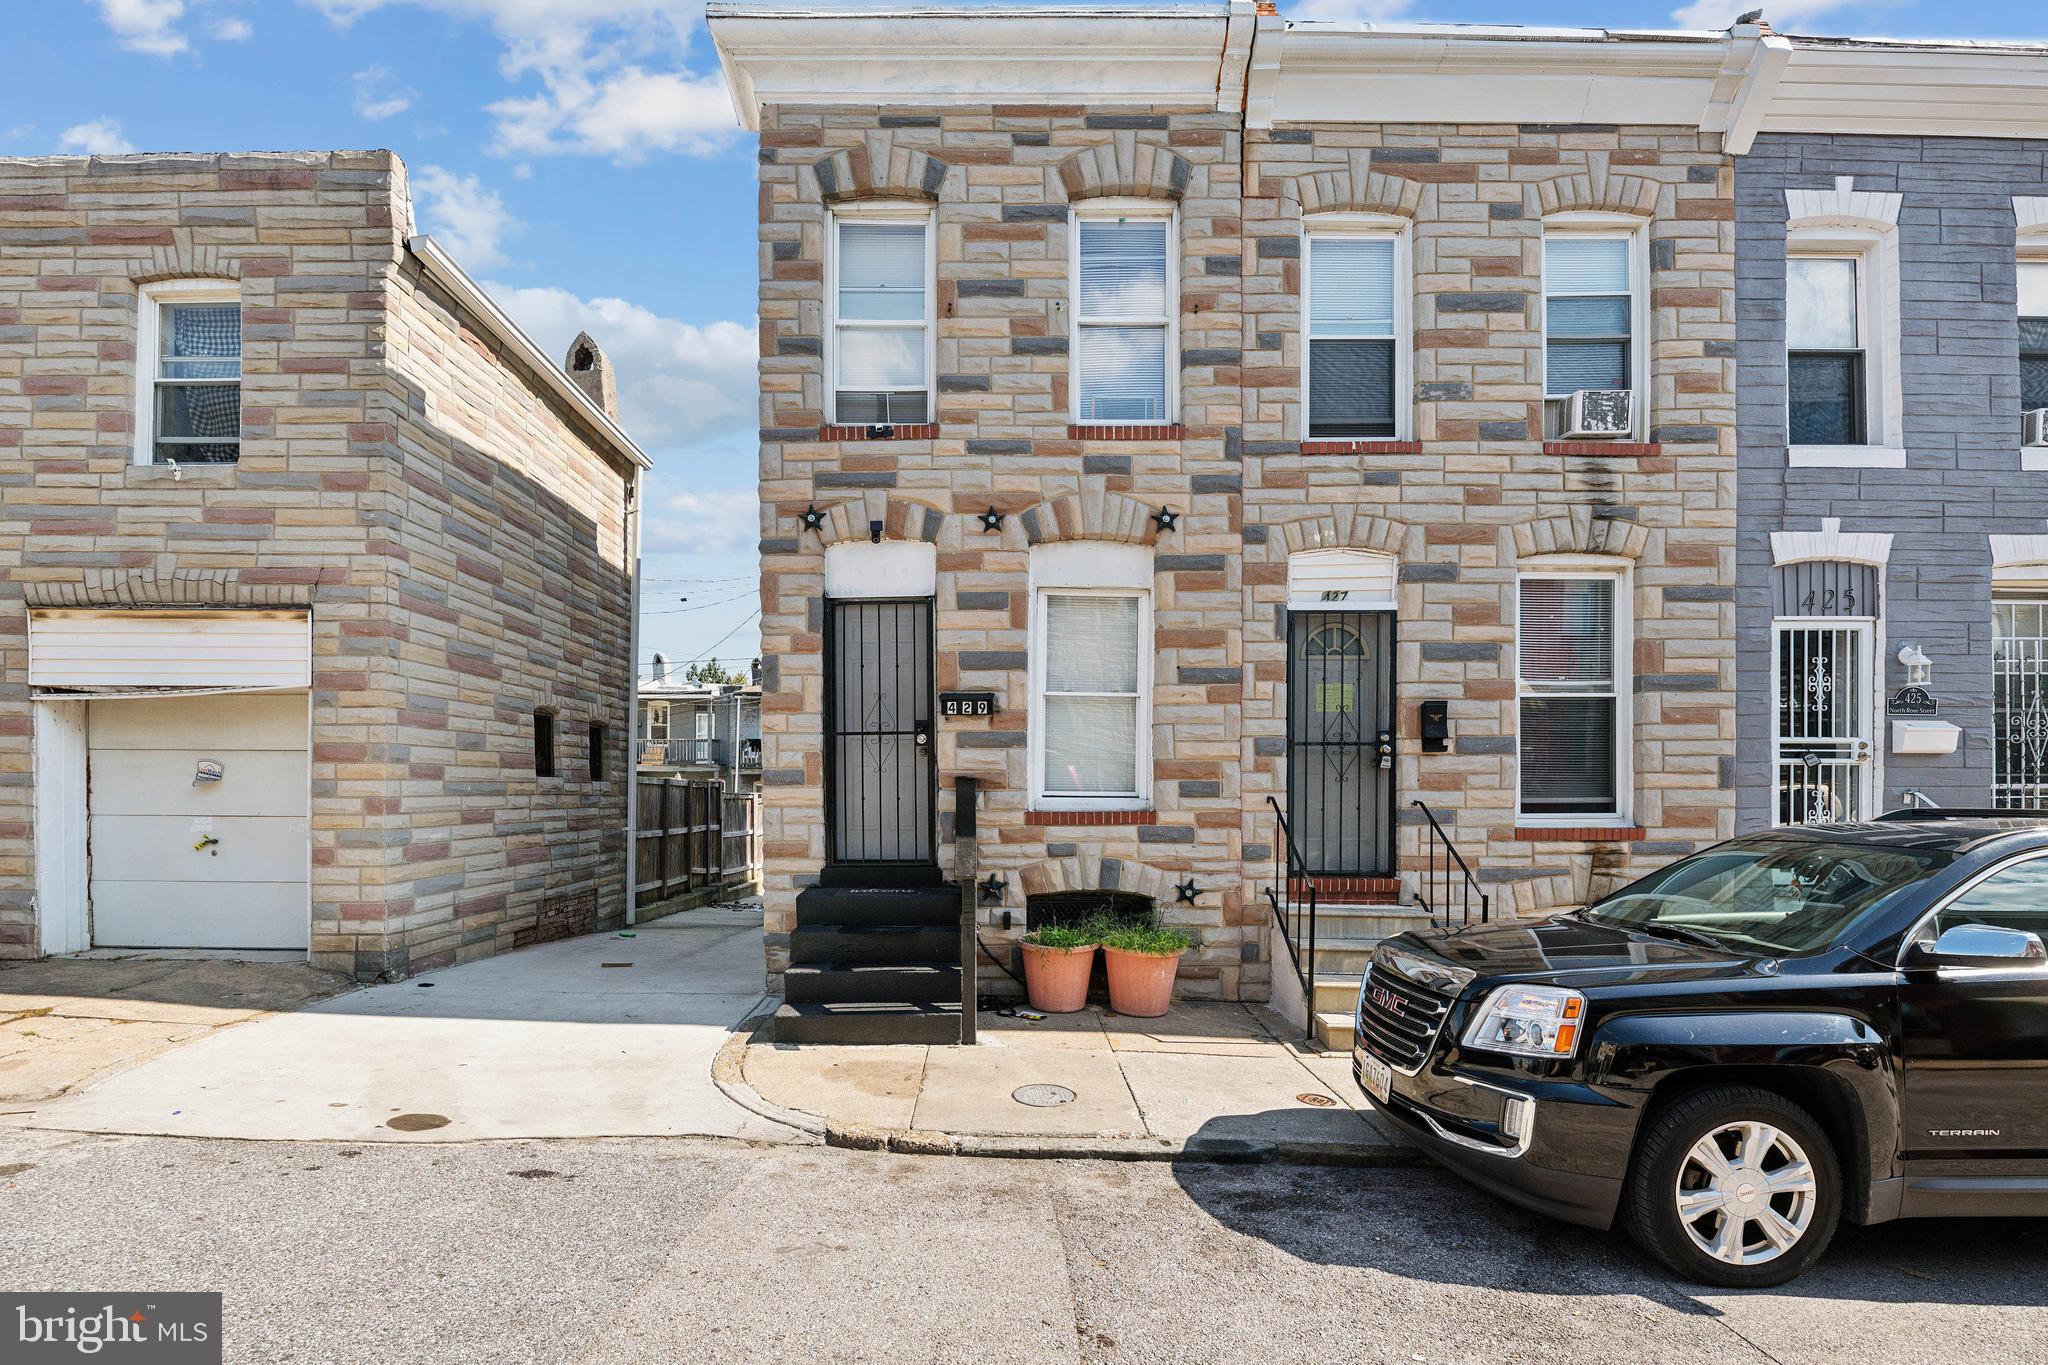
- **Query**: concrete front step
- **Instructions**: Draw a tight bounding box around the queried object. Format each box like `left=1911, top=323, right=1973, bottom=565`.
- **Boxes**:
left=1314, top=1009, right=1358, bottom=1052
left=787, top=925, right=957, bottom=967
left=773, top=1001, right=962, bottom=1045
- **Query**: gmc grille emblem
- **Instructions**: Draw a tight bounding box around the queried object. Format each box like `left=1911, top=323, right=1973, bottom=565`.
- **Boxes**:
left=1369, top=985, right=1402, bottom=1016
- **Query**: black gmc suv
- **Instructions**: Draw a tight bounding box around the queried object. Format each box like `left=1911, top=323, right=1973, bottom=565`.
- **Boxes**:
left=1353, top=812, right=2048, bottom=1286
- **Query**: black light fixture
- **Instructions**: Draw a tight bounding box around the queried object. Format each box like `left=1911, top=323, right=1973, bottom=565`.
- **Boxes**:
left=978, top=873, right=1007, bottom=904
left=869, top=518, right=884, bottom=545
left=1152, top=507, right=1179, bottom=534
left=1175, top=879, right=1200, bottom=905
left=798, top=504, right=826, bottom=532
left=979, top=506, right=1005, bottom=533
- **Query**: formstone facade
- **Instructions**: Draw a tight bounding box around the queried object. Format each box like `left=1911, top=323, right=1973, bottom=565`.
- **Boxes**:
left=0, top=151, right=641, bottom=977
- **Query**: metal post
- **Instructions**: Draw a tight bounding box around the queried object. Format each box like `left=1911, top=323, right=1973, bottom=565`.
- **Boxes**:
left=954, top=777, right=979, bottom=1045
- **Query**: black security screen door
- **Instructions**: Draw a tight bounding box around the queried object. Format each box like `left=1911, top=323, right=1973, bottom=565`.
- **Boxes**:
left=1288, top=611, right=1394, bottom=876
left=826, top=598, right=936, bottom=865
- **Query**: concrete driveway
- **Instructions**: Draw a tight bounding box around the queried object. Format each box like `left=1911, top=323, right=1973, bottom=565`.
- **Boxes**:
left=10, top=911, right=806, bottom=1145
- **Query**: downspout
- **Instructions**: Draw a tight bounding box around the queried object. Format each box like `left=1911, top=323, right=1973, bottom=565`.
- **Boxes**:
left=625, top=466, right=642, bottom=926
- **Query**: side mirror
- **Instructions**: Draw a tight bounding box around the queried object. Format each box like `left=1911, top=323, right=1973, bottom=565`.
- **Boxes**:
left=1907, top=923, right=2048, bottom=972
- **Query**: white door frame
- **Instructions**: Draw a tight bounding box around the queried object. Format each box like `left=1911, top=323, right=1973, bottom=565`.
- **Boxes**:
left=1770, top=615, right=1878, bottom=824
left=33, top=700, right=90, bottom=956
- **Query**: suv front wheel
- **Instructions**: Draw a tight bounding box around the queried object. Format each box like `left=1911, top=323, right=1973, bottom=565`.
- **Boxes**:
left=1623, top=1085, right=1841, bottom=1288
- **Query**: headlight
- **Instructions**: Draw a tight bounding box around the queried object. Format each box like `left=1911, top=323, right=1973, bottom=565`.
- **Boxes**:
left=1461, top=984, right=1585, bottom=1059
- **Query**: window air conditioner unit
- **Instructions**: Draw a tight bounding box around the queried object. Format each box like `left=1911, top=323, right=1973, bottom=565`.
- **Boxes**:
left=1562, top=389, right=1634, bottom=439
left=2025, top=408, right=2048, bottom=448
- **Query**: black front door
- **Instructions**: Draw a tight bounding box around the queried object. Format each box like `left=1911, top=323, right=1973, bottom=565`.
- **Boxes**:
left=1287, top=610, right=1395, bottom=876
left=825, top=597, right=935, bottom=865
left=1898, top=854, right=2048, bottom=1157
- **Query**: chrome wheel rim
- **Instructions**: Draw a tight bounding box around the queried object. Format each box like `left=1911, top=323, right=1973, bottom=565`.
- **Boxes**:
left=1674, top=1120, right=1817, bottom=1267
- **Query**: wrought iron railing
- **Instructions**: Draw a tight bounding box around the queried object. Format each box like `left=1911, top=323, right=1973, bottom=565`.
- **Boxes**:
left=1264, top=795, right=1318, bottom=1039
left=1412, top=799, right=1488, bottom=931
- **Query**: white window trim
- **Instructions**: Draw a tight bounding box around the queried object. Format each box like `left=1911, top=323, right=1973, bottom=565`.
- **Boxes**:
left=2017, top=220, right=2048, bottom=470
left=824, top=200, right=935, bottom=428
left=1069, top=197, right=1179, bottom=427
left=1028, top=541, right=1154, bottom=810
left=1768, top=613, right=1879, bottom=828
left=134, top=278, right=240, bottom=467
left=1514, top=562, right=1633, bottom=827
left=1786, top=224, right=1905, bottom=467
left=1539, top=214, right=1649, bottom=440
left=1300, top=213, right=1411, bottom=442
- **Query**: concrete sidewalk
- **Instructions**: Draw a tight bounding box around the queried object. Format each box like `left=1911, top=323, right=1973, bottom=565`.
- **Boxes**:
left=737, top=1000, right=1416, bottom=1163
left=10, top=910, right=813, bottom=1145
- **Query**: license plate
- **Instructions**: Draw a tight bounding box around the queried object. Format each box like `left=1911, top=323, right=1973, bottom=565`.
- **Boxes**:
left=1358, top=1051, right=1392, bottom=1104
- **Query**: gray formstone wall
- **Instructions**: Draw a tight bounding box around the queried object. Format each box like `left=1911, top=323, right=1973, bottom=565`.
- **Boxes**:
left=1734, top=134, right=2048, bottom=824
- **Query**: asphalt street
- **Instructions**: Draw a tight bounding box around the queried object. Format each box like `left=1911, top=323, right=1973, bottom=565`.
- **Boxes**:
left=2, top=1129, right=2043, bottom=1364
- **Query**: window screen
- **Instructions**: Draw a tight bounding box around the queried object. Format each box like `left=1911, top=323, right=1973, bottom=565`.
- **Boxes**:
left=1518, top=577, right=1620, bottom=817
left=1075, top=219, right=1170, bottom=423
left=1307, top=236, right=1396, bottom=438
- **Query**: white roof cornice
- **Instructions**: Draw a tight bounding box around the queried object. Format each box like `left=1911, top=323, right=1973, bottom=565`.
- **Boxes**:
left=1755, top=35, right=2048, bottom=141
left=707, top=2, right=1245, bottom=131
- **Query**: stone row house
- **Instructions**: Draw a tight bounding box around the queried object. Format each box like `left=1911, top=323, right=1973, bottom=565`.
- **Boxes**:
left=0, top=150, right=648, bottom=979
left=712, top=3, right=2048, bottom=1045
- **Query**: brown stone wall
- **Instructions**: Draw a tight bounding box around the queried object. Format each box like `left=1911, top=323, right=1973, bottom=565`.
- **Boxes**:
left=1240, top=125, right=1738, bottom=916
left=755, top=106, right=1258, bottom=998
left=0, top=152, right=633, bottom=976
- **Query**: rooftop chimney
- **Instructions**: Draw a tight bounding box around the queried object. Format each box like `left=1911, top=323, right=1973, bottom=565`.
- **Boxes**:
left=564, top=331, right=618, bottom=420
left=650, top=651, right=667, bottom=685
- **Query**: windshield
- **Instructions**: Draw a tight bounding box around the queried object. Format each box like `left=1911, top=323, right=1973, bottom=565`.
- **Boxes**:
left=1581, top=833, right=1950, bottom=955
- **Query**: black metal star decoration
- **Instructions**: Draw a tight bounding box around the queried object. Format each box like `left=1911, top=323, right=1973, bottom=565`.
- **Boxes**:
left=1152, top=507, right=1179, bottom=534
left=978, top=506, right=1005, bottom=533
left=978, top=873, right=1007, bottom=904
left=798, top=503, right=827, bottom=532
left=1175, top=879, right=1200, bottom=905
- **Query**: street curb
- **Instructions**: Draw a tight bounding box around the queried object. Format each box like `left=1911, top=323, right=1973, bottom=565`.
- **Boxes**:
left=717, top=1023, right=1425, bottom=1167
left=709, top=1002, right=829, bottom=1142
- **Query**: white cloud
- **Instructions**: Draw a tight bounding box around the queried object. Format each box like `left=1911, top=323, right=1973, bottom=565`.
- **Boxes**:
left=483, top=281, right=758, bottom=451
left=306, top=0, right=736, bottom=162
left=58, top=118, right=137, bottom=156
left=212, top=16, right=252, bottom=40
left=353, top=64, right=418, bottom=120
left=1284, top=0, right=1415, bottom=19
left=643, top=489, right=761, bottom=557
left=412, top=165, right=522, bottom=270
left=96, top=0, right=189, bottom=55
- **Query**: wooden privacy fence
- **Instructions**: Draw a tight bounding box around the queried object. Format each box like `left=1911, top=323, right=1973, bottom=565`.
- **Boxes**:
left=635, top=778, right=761, bottom=907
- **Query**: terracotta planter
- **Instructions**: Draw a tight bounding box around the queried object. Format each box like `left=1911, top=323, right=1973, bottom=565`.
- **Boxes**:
left=1103, top=946, right=1182, bottom=1018
left=1020, top=942, right=1095, bottom=1014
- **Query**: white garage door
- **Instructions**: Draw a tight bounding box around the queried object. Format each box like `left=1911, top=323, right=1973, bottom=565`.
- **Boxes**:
left=88, top=693, right=309, bottom=950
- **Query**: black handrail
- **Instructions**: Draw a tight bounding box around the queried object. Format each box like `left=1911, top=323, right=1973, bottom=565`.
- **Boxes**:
left=1411, top=799, right=1488, bottom=930
left=1263, top=795, right=1317, bottom=1042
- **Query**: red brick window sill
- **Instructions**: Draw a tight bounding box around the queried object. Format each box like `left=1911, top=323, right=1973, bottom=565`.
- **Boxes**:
left=1542, top=441, right=1662, bottom=458
left=1513, top=825, right=1648, bottom=843
left=1067, top=424, right=1185, bottom=441
left=1025, top=809, right=1159, bottom=827
left=1288, top=875, right=1402, bottom=900
left=819, top=423, right=941, bottom=442
left=1299, top=440, right=1421, bottom=456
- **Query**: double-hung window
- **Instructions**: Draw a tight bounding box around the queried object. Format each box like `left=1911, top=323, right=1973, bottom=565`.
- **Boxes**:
left=1305, top=232, right=1399, bottom=438
left=1517, top=574, right=1627, bottom=821
left=1787, top=256, right=1867, bottom=446
left=830, top=209, right=931, bottom=425
left=1073, top=210, right=1173, bottom=424
left=1543, top=234, right=1634, bottom=403
left=138, top=281, right=241, bottom=465
left=2021, top=259, right=2048, bottom=420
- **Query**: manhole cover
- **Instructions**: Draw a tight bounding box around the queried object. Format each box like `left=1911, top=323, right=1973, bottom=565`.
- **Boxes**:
left=1296, top=1093, right=1337, bottom=1108
left=1012, top=1084, right=1077, bottom=1108
left=385, top=1113, right=451, bottom=1132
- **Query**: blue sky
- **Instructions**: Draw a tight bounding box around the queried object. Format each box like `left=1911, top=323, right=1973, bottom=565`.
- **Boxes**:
left=15, top=0, right=2048, bottom=676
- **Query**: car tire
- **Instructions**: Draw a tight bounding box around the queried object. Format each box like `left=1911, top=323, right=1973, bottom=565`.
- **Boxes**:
left=1623, top=1085, right=1841, bottom=1289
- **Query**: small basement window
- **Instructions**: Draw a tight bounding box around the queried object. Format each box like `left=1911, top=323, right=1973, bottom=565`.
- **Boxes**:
left=1025, top=891, right=1155, bottom=932
left=534, top=710, right=556, bottom=778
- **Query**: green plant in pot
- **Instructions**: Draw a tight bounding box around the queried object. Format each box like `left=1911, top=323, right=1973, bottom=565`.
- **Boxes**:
left=1018, top=922, right=1098, bottom=1014
left=1098, top=922, right=1193, bottom=1018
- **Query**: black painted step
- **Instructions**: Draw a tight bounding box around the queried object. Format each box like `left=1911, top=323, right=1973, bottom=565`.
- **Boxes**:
left=794, top=884, right=959, bottom=929
left=785, top=964, right=961, bottom=1005
left=774, top=1001, right=961, bottom=1045
left=817, top=863, right=943, bottom=890
left=789, top=925, right=956, bottom=967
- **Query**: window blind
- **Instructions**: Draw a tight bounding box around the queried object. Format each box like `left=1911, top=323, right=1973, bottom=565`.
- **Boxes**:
left=838, top=224, right=925, bottom=319
left=1078, top=221, right=1168, bottom=319
left=1519, top=579, right=1615, bottom=686
left=1042, top=592, right=1143, bottom=796
left=1544, top=238, right=1629, bottom=295
left=1544, top=237, right=1631, bottom=397
left=1077, top=325, right=1167, bottom=422
left=1308, top=238, right=1394, bottom=337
